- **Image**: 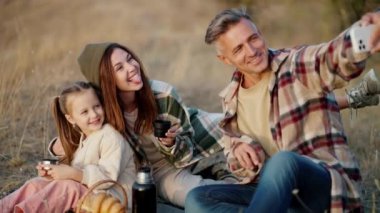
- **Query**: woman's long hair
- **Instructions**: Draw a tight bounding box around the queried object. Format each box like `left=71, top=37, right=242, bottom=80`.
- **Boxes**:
left=51, top=81, right=102, bottom=164
left=99, top=43, right=157, bottom=137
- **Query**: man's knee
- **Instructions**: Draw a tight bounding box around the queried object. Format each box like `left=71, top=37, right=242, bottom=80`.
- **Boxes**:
left=262, top=151, right=301, bottom=178
left=270, top=151, right=298, bottom=162
left=184, top=187, right=207, bottom=213
left=185, top=186, right=209, bottom=205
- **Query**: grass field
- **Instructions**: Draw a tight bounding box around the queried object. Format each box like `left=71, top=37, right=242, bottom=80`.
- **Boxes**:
left=0, top=0, right=379, bottom=211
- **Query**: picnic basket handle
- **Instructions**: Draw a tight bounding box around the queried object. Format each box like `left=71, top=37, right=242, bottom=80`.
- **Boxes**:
left=76, top=179, right=128, bottom=213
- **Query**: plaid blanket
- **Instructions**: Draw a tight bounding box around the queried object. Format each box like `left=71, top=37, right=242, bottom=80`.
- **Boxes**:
left=126, top=80, right=225, bottom=170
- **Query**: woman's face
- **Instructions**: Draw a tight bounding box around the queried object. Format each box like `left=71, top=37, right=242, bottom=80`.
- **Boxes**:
left=111, top=48, right=143, bottom=92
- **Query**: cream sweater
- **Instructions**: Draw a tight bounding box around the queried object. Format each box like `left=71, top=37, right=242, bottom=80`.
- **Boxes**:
left=71, top=124, right=136, bottom=208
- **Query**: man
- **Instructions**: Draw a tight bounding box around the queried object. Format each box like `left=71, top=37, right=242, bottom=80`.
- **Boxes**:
left=185, top=8, right=380, bottom=213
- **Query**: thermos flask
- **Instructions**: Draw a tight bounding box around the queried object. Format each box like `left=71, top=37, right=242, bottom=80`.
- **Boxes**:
left=132, top=166, right=157, bottom=213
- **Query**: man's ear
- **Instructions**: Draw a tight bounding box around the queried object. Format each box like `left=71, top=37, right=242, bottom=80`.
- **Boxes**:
left=215, top=42, right=232, bottom=66
left=217, top=54, right=232, bottom=66
left=65, top=114, right=75, bottom=125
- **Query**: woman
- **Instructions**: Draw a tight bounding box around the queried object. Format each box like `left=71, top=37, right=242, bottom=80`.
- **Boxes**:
left=75, top=42, right=229, bottom=207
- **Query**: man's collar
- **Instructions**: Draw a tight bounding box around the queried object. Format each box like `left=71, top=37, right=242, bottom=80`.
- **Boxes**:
left=268, top=48, right=289, bottom=73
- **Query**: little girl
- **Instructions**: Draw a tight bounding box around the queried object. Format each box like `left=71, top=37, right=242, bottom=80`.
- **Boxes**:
left=0, top=81, right=136, bottom=212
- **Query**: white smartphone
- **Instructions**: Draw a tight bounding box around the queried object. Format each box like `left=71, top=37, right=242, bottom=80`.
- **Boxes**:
left=349, top=24, right=375, bottom=53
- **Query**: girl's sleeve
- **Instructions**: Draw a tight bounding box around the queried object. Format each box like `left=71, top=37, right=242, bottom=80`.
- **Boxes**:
left=81, top=130, right=125, bottom=189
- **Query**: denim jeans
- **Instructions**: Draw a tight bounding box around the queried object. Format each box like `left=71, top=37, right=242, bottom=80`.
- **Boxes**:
left=158, top=202, right=184, bottom=213
left=185, top=151, right=331, bottom=213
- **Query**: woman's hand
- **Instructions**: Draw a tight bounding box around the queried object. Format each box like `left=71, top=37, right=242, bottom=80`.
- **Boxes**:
left=46, top=164, right=83, bottom=182
left=157, top=123, right=180, bottom=147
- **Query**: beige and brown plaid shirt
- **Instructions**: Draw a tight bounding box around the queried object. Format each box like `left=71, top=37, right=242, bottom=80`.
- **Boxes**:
left=219, top=25, right=370, bottom=212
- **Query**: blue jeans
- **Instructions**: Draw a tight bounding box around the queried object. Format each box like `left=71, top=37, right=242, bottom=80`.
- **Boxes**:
left=158, top=202, right=184, bottom=213
left=185, top=151, right=331, bottom=213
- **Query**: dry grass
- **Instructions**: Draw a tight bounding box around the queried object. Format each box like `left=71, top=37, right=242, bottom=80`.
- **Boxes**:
left=0, top=0, right=379, bottom=211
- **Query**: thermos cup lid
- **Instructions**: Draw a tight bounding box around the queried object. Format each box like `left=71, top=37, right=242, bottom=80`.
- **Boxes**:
left=136, top=166, right=154, bottom=184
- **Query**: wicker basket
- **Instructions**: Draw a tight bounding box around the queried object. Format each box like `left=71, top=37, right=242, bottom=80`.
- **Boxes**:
left=76, top=180, right=128, bottom=213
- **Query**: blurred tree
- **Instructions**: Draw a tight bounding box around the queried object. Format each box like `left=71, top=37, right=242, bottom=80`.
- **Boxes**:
left=223, top=0, right=380, bottom=30
left=331, top=0, right=380, bottom=30
left=221, top=0, right=255, bottom=14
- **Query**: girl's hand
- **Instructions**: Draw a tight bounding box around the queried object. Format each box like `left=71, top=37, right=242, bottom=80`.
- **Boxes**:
left=36, top=162, right=51, bottom=178
left=157, top=123, right=180, bottom=147
left=46, top=164, right=83, bottom=182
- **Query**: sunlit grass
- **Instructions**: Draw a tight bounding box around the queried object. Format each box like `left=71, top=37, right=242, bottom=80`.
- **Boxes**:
left=0, top=0, right=378, bottom=211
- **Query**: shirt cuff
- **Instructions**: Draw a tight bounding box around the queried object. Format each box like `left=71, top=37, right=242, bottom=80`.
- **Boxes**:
left=47, top=137, right=58, bottom=157
left=159, top=140, right=176, bottom=152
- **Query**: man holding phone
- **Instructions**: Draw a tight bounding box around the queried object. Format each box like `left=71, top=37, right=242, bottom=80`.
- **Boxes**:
left=185, top=8, right=380, bottom=213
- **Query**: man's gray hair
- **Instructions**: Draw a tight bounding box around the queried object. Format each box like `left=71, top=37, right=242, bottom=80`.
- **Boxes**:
left=205, top=8, right=252, bottom=44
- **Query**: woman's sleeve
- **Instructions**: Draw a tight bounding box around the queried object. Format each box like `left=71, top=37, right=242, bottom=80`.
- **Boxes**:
left=47, top=137, right=65, bottom=158
left=153, top=82, right=196, bottom=168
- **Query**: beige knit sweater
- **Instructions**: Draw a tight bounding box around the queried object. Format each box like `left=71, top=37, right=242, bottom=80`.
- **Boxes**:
left=71, top=124, right=136, bottom=208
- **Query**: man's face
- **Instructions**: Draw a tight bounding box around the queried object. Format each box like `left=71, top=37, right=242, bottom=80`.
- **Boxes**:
left=216, top=18, right=269, bottom=75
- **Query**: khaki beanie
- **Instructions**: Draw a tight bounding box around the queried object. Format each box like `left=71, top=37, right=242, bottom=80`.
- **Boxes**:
left=77, top=42, right=113, bottom=86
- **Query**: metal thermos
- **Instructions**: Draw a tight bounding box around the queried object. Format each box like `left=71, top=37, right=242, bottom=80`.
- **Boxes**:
left=132, top=166, right=157, bottom=213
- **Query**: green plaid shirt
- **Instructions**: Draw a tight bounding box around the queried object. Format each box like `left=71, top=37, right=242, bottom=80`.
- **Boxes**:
left=127, top=80, right=225, bottom=169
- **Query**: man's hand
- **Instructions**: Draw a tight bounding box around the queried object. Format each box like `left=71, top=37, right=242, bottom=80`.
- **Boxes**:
left=233, top=142, right=264, bottom=170
left=360, top=11, right=380, bottom=53
left=157, top=123, right=180, bottom=147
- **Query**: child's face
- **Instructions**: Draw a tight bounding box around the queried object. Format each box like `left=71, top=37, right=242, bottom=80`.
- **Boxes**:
left=65, top=89, right=105, bottom=136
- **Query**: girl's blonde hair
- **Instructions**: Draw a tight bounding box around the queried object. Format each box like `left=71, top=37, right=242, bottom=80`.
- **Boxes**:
left=51, top=81, right=103, bottom=164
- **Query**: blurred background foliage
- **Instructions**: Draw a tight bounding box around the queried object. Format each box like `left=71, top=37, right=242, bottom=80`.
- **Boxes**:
left=0, top=0, right=379, bottom=211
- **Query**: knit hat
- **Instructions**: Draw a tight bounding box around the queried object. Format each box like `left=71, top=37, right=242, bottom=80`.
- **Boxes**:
left=77, top=42, right=113, bottom=86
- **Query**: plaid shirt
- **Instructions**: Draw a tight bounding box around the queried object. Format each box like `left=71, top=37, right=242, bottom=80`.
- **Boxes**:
left=127, top=80, right=224, bottom=169
left=219, top=25, right=369, bottom=212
